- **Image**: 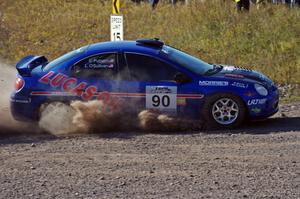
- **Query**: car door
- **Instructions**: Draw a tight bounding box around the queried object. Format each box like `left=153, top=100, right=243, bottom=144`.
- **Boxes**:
left=123, top=52, right=203, bottom=118
left=70, top=52, right=129, bottom=111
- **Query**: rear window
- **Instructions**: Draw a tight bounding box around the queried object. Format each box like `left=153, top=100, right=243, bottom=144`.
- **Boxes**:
left=43, top=45, right=89, bottom=71
left=71, top=53, right=117, bottom=79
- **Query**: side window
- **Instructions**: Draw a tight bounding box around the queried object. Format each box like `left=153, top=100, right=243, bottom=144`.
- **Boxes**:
left=72, top=53, right=117, bottom=79
left=125, top=53, right=179, bottom=81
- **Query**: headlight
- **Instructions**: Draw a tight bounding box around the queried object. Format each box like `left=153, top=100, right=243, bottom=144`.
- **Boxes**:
left=254, top=84, right=268, bottom=96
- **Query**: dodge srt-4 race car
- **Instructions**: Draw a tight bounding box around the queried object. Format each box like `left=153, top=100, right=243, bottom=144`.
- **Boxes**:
left=11, top=39, right=279, bottom=128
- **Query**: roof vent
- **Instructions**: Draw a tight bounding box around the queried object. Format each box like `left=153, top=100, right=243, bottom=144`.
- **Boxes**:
left=136, top=38, right=164, bottom=48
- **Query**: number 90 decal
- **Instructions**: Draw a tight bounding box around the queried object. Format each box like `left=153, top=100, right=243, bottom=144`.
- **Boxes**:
left=152, top=95, right=170, bottom=107
left=146, top=86, right=177, bottom=111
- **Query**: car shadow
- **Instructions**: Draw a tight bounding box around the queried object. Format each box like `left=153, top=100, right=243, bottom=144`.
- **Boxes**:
left=0, top=125, right=57, bottom=146
left=93, top=116, right=300, bottom=137
left=210, top=117, right=300, bottom=135
left=1, top=117, right=299, bottom=146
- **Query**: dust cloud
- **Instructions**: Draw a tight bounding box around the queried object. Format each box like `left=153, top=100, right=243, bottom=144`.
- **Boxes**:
left=39, top=100, right=203, bottom=135
left=38, top=102, right=77, bottom=135
left=138, top=110, right=203, bottom=132
left=0, top=59, right=38, bottom=135
left=0, top=59, right=202, bottom=136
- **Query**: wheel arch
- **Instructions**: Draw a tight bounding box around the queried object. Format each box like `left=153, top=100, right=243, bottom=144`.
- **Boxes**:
left=201, top=91, right=249, bottom=129
left=203, top=91, right=249, bottom=116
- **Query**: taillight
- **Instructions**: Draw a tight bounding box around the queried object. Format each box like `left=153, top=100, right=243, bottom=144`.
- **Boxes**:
left=15, top=77, right=24, bottom=91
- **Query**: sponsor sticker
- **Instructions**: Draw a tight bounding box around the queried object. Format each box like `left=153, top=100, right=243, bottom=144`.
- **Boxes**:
left=149, top=86, right=173, bottom=94
left=247, top=98, right=267, bottom=106
left=11, top=98, right=31, bottom=103
left=231, top=82, right=248, bottom=88
left=199, top=81, right=228, bottom=86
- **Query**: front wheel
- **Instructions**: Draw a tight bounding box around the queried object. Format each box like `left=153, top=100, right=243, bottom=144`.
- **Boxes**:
left=202, top=93, right=247, bottom=129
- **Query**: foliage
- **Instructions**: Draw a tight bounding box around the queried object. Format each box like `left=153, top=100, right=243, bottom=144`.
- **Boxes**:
left=0, top=0, right=299, bottom=84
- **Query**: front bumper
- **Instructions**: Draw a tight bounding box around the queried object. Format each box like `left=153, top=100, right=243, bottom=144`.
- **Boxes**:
left=248, top=88, right=279, bottom=119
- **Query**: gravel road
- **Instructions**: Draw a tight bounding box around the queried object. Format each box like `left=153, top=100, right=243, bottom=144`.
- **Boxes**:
left=0, top=102, right=300, bottom=199
left=0, top=60, right=300, bottom=199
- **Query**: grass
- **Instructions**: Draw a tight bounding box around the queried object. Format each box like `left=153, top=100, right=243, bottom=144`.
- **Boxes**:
left=0, top=0, right=299, bottom=85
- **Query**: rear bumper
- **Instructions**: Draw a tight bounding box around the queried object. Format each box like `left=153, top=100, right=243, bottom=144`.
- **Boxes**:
left=10, top=95, right=40, bottom=122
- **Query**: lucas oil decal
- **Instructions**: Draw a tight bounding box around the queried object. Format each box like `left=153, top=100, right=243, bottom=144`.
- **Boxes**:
left=38, top=71, right=123, bottom=111
left=247, top=98, right=267, bottom=106
left=39, top=71, right=97, bottom=101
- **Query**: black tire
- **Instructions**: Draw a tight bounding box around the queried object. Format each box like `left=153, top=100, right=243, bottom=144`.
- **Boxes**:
left=202, top=93, right=247, bottom=129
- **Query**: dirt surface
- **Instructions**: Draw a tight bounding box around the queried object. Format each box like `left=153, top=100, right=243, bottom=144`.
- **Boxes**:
left=0, top=130, right=299, bottom=199
left=0, top=102, right=299, bottom=199
left=0, top=60, right=300, bottom=198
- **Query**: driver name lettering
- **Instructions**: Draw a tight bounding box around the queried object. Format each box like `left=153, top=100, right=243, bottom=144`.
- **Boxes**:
left=84, top=57, right=114, bottom=69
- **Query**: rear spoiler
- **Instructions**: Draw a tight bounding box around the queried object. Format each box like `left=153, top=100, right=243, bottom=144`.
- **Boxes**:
left=16, top=55, right=48, bottom=76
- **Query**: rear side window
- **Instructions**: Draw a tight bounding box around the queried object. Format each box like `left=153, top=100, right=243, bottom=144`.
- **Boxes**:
left=43, top=45, right=88, bottom=71
left=72, top=53, right=117, bottom=79
left=125, top=53, right=179, bottom=81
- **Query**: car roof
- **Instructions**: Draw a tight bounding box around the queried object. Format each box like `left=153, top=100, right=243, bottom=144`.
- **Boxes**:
left=86, top=40, right=162, bottom=55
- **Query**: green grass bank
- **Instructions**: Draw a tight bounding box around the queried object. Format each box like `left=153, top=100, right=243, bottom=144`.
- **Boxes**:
left=0, top=0, right=299, bottom=84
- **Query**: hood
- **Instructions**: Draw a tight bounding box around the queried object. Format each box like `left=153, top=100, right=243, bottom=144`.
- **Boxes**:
left=217, top=65, right=273, bottom=86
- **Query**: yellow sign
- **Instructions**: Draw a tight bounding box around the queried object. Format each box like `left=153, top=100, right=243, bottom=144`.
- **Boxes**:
left=112, top=0, right=120, bottom=14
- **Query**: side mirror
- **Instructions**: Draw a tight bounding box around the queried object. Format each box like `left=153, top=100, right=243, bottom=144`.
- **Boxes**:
left=174, top=72, right=192, bottom=84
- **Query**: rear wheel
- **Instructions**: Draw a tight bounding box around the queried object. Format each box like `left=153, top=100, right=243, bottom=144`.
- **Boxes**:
left=202, top=93, right=247, bottom=129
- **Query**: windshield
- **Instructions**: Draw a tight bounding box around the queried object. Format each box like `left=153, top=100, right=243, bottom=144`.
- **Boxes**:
left=43, top=45, right=89, bottom=71
left=161, top=46, right=213, bottom=75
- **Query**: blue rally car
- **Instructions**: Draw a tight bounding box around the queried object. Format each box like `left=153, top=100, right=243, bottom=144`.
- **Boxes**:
left=11, top=39, right=279, bottom=128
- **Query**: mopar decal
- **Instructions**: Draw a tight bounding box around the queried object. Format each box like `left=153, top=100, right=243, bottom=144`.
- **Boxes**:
left=199, top=81, right=228, bottom=86
left=247, top=98, right=267, bottom=106
left=251, top=107, right=262, bottom=114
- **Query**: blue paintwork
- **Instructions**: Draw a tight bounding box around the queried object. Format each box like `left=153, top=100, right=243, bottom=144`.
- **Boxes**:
left=10, top=41, right=279, bottom=122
